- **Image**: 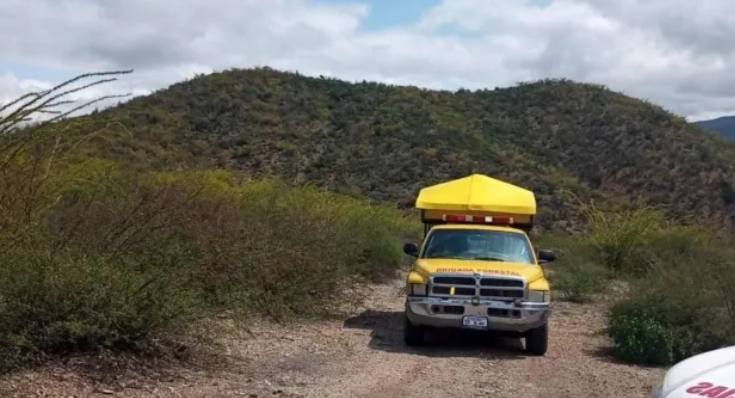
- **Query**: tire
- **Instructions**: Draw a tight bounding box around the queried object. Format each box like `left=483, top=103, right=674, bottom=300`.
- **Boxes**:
left=404, top=316, right=425, bottom=346
left=525, top=323, right=548, bottom=356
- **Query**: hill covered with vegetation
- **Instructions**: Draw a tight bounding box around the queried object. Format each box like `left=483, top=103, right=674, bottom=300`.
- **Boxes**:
left=697, top=115, right=735, bottom=141
left=61, top=68, right=735, bottom=229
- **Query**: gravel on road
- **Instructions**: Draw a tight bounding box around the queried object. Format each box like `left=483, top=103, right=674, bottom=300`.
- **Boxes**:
left=0, top=275, right=663, bottom=397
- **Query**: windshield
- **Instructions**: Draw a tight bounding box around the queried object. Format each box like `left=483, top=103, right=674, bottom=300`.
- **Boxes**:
left=421, top=229, right=534, bottom=264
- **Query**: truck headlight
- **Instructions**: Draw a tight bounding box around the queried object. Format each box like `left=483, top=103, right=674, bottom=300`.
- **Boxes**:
left=409, top=283, right=427, bottom=296
left=527, top=290, right=550, bottom=303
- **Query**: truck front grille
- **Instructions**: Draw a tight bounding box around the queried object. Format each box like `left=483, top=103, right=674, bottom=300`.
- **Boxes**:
left=480, top=288, right=524, bottom=298
left=430, top=274, right=526, bottom=299
left=480, top=278, right=523, bottom=287
left=433, top=276, right=475, bottom=285
left=432, top=286, right=475, bottom=295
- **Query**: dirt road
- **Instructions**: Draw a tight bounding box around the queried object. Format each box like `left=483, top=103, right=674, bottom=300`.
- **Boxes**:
left=1, top=276, right=663, bottom=397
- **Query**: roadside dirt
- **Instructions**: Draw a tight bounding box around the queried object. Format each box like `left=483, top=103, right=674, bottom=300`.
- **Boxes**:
left=0, top=276, right=663, bottom=397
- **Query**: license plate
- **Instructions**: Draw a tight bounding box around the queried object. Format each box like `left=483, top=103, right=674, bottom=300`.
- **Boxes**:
left=462, top=315, right=488, bottom=330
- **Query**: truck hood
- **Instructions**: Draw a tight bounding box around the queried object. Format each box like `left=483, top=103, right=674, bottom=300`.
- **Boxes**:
left=661, top=346, right=735, bottom=398
left=414, top=258, right=544, bottom=284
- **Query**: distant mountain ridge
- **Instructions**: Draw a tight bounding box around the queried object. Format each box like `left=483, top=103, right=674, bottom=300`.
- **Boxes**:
left=53, top=68, right=735, bottom=229
left=697, top=116, right=735, bottom=141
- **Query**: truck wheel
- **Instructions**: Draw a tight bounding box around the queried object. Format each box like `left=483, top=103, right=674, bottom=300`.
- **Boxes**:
left=404, top=317, right=425, bottom=346
left=525, top=323, right=548, bottom=356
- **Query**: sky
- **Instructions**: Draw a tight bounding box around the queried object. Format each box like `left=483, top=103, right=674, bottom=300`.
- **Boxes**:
left=2, top=0, right=735, bottom=121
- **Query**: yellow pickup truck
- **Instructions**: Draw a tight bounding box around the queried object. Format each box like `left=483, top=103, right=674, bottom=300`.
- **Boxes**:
left=403, top=174, right=555, bottom=355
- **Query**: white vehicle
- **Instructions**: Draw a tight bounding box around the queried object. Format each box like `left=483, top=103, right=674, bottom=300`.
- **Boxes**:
left=653, top=346, right=735, bottom=398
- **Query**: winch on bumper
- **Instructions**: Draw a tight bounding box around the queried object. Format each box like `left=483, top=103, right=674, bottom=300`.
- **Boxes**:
left=405, top=295, right=549, bottom=333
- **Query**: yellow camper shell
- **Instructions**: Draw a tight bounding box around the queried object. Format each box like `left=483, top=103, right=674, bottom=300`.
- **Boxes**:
left=416, top=174, right=536, bottom=226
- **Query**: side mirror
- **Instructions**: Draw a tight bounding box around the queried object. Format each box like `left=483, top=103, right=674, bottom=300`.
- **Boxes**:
left=403, top=242, right=419, bottom=257
left=538, top=249, right=556, bottom=264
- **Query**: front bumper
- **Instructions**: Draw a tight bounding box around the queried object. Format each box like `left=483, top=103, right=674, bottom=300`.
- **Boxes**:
left=406, top=296, right=549, bottom=333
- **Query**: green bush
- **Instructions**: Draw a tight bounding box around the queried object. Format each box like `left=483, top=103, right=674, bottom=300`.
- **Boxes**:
left=541, top=206, right=668, bottom=305
left=583, top=205, right=665, bottom=273
left=608, top=304, right=673, bottom=365
left=553, top=258, right=609, bottom=303
left=545, top=207, right=735, bottom=365
left=0, top=160, right=418, bottom=369
left=607, top=228, right=735, bottom=365
left=0, top=164, right=208, bottom=366
left=642, top=224, right=712, bottom=264
left=0, top=249, right=202, bottom=357
left=539, top=234, right=610, bottom=302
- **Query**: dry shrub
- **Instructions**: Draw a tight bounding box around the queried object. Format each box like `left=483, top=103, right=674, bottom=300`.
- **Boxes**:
left=0, top=160, right=417, bottom=369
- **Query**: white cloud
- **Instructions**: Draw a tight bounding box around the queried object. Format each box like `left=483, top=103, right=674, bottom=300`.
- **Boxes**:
left=0, top=74, right=54, bottom=123
left=0, top=75, right=51, bottom=105
left=2, top=0, right=735, bottom=120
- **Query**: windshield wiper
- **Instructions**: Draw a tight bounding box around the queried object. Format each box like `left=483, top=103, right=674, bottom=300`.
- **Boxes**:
left=473, top=256, right=506, bottom=262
